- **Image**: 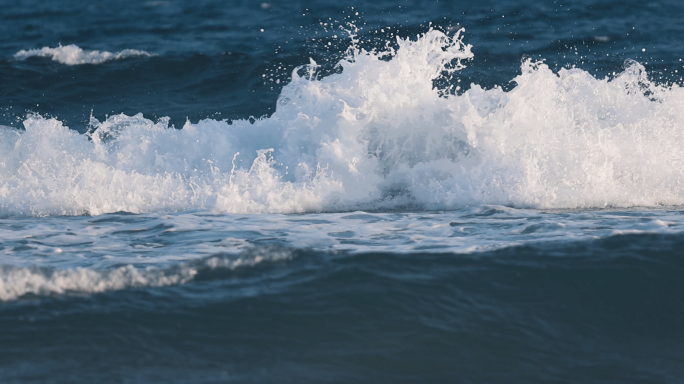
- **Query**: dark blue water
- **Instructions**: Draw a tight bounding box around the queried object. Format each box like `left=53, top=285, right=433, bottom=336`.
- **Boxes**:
left=2, top=234, right=683, bottom=383
left=3, top=0, right=682, bottom=130
left=2, top=0, right=684, bottom=382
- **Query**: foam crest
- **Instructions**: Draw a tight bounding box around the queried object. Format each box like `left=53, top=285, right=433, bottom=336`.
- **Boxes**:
left=14, top=44, right=152, bottom=65
left=3, top=29, right=684, bottom=216
left=0, top=248, right=292, bottom=301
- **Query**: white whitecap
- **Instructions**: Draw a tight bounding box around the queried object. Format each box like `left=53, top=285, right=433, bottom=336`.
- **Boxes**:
left=14, top=44, right=153, bottom=65
left=0, top=248, right=292, bottom=301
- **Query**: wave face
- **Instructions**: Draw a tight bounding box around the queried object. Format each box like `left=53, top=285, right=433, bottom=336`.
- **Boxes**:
left=14, top=44, right=153, bottom=65
left=3, top=29, right=684, bottom=216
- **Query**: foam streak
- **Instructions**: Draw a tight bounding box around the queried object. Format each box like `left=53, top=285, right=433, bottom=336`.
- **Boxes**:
left=14, top=44, right=153, bottom=65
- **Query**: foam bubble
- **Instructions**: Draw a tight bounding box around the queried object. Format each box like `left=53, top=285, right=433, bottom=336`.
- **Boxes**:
left=14, top=44, right=153, bottom=65
left=3, top=29, right=684, bottom=216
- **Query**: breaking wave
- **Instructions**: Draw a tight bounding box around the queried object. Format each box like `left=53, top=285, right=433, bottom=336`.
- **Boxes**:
left=3, top=29, right=684, bottom=216
left=0, top=247, right=293, bottom=301
left=14, top=44, right=153, bottom=65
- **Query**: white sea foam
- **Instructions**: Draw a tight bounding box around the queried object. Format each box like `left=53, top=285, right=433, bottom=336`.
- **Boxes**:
left=14, top=44, right=153, bottom=65
left=0, top=248, right=292, bottom=301
left=3, top=28, right=684, bottom=216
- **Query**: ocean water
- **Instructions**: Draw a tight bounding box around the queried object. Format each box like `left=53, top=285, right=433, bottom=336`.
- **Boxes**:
left=1, top=0, right=684, bottom=382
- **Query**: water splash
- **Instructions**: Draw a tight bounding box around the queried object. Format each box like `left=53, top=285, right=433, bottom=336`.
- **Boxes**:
left=2, top=29, right=684, bottom=216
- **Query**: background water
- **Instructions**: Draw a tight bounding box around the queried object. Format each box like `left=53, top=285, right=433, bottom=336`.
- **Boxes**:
left=1, top=0, right=684, bottom=382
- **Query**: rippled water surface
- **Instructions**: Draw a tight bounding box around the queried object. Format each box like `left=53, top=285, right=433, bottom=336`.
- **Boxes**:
left=1, top=0, right=684, bottom=382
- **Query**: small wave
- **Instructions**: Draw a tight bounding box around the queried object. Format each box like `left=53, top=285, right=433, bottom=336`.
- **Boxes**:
left=14, top=44, right=153, bottom=65
left=0, top=247, right=293, bottom=301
